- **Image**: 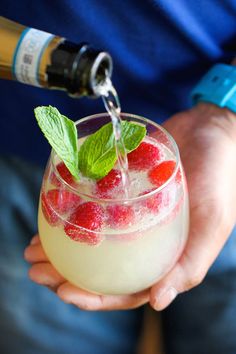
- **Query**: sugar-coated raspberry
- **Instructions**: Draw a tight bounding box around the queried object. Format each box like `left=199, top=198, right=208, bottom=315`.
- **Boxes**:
left=48, top=189, right=81, bottom=213
left=41, top=189, right=81, bottom=226
left=161, top=194, right=184, bottom=225
left=107, top=204, right=135, bottom=228
left=41, top=192, right=60, bottom=226
left=140, top=189, right=169, bottom=213
left=148, top=160, right=176, bottom=187
left=64, top=202, right=104, bottom=245
left=96, top=169, right=122, bottom=198
left=51, top=162, right=77, bottom=187
left=175, top=166, right=182, bottom=184
left=140, top=189, right=163, bottom=213
left=127, top=141, right=162, bottom=170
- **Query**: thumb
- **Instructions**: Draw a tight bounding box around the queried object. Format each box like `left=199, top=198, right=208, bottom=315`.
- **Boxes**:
left=150, top=200, right=232, bottom=311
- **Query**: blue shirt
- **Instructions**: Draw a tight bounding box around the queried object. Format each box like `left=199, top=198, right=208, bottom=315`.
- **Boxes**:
left=0, top=0, right=235, bottom=165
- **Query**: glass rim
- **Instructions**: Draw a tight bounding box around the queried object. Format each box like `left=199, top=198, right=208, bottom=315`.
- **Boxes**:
left=51, top=112, right=180, bottom=204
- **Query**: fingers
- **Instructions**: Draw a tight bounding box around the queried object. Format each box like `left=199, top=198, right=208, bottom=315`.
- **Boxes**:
left=57, top=283, right=149, bottom=311
left=24, top=242, right=48, bottom=263
left=29, top=262, right=66, bottom=290
left=149, top=255, right=207, bottom=311
left=25, top=237, right=149, bottom=311
left=150, top=201, right=232, bottom=311
left=29, top=262, right=149, bottom=310
left=25, top=236, right=66, bottom=290
left=27, top=250, right=149, bottom=310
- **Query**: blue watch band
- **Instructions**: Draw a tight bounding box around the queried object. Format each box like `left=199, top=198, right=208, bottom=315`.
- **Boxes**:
left=191, top=64, right=236, bottom=113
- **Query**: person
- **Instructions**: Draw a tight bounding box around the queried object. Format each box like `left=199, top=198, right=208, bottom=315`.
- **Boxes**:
left=0, top=1, right=236, bottom=354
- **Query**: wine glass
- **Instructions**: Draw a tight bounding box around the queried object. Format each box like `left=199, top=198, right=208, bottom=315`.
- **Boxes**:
left=38, top=113, right=189, bottom=295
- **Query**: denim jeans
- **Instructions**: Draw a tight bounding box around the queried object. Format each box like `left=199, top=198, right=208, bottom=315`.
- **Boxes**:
left=0, top=156, right=235, bottom=354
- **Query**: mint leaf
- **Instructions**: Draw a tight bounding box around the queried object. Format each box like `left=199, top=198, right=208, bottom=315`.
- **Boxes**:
left=78, top=121, right=146, bottom=180
left=120, top=121, right=146, bottom=153
left=34, top=106, right=79, bottom=180
left=78, top=122, right=116, bottom=180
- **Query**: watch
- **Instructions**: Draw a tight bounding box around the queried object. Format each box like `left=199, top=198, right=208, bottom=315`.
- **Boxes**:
left=191, top=64, right=236, bottom=113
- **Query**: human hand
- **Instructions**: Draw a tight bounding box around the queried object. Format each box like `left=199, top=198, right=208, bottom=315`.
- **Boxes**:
left=149, top=102, right=236, bottom=310
left=24, top=235, right=149, bottom=310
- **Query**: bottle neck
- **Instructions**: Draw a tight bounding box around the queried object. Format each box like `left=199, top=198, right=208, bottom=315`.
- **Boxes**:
left=0, top=17, right=113, bottom=98
left=47, top=40, right=113, bottom=97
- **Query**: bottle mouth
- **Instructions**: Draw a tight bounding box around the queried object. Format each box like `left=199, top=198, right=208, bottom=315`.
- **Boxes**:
left=90, top=52, right=113, bottom=96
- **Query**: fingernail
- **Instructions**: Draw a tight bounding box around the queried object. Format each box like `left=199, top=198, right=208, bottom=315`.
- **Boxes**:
left=30, top=236, right=39, bottom=245
left=24, top=247, right=30, bottom=261
left=153, top=287, right=178, bottom=311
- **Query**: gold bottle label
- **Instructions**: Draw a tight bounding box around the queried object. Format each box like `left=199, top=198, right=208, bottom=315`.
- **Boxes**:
left=12, top=28, right=54, bottom=86
left=0, top=17, right=62, bottom=87
left=0, top=17, right=25, bottom=80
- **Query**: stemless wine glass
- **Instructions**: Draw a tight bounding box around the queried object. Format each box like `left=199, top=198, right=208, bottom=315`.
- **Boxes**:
left=38, top=113, right=189, bottom=295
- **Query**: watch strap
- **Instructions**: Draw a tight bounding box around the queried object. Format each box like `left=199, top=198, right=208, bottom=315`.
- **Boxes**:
left=191, top=64, right=236, bottom=113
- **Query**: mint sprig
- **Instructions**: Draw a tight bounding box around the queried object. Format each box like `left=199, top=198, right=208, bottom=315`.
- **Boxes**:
left=34, top=106, right=146, bottom=181
left=34, top=106, right=79, bottom=180
left=78, top=121, right=146, bottom=179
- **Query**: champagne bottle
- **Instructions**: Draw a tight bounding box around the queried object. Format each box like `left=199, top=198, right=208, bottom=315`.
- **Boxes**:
left=0, top=17, right=113, bottom=97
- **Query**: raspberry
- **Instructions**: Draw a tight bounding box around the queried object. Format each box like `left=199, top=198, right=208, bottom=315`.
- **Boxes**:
left=96, top=169, right=122, bottom=198
left=175, top=166, right=182, bottom=184
left=41, top=192, right=60, bottom=226
left=107, top=205, right=135, bottom=228
left=140, top=189, right=169, bottom=213
left=41, top=189, right=81, bottom=226
left=64, top=202, right=104, bottom=245
left=148, top=160, right=176, bottom=187
left=127, top=141, right=162, bottom=170
left=48, top=189, right=81, bottom=213
left=51, top=162, right=77, bottom=187
left=161, top=195, right=184, bottom=225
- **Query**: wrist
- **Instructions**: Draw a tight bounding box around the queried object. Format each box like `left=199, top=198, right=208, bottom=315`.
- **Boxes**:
left=194, top=102, right=236, bottom=140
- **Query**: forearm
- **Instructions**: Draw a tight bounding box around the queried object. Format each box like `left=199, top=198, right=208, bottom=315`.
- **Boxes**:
left=193, top=102, right=236, bottom=144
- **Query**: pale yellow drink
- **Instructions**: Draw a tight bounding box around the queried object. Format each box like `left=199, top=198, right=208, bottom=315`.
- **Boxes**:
left=39, top=193, right=188, bottom=295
